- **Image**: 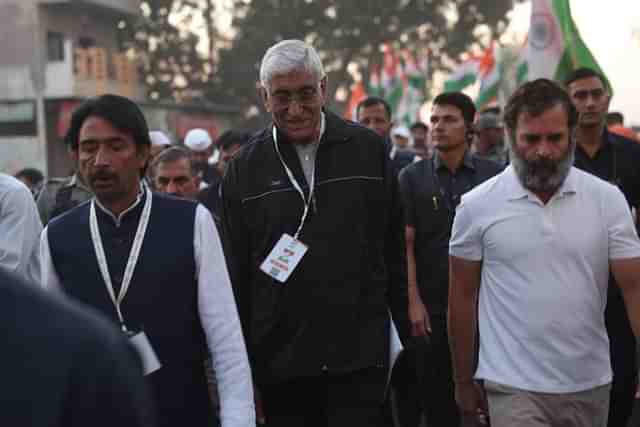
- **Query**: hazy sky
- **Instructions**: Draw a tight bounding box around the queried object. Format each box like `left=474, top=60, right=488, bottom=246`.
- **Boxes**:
left=510, top=1, right=640, bottom=125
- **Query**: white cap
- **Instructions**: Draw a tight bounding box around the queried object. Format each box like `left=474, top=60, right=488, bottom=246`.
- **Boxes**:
left=391, top=126, right=411, bottom=139
left=149, top=130, right=172, bottom=147
left=184, top=128, right=213, bottom=152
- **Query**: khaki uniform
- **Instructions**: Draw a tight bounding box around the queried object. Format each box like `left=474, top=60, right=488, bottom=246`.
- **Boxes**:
left=36, top=174, right=93, bottom=225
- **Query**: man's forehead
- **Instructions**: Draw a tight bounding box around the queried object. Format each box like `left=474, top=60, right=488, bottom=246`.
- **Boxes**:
left=360, top=104, right=388, bottom=118
left=516, top=105, right=569, bottom=129
left=157, top=158, right=191, bottom=173
left=431, top=104, right=462, bottom=117
left=267, top=69, right=318, bottom=90
left=568, top=76, right=606, bottom=92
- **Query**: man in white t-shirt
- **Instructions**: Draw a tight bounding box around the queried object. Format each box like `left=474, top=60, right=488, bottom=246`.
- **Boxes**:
left=448, top=78, right=640, bottom=427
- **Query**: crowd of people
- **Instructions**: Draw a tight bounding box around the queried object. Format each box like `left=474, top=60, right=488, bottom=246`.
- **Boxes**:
left=1, top=39, right=640, bottom=427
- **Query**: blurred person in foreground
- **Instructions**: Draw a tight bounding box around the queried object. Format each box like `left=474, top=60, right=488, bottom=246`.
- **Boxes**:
left=566, top=67, right=640, bottom=427
left=0, top=267, right=154, bottom=427
left=40, top=94, right=254, bottom=427
left=222, top=39, right=407, bottom=426
left=449, top=79, right=640, bottom=427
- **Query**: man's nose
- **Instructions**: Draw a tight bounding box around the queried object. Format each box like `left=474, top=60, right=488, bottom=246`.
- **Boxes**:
left=94, top=145, right=111, bottom=166
left=167, top=181, right=179, bottom=194
left=536, top=140, right=554, bottom=158
left=287, top=99, right=303, bottom=115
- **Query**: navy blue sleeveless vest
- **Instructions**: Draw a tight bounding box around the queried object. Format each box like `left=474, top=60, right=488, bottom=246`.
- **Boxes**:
left=48, top=192, right=213, bottom=426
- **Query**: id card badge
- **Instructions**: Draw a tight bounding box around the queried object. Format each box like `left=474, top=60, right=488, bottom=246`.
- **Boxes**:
left=260, top=233, right=308, bottom=283
left=129, top=331, right=162, bottom=376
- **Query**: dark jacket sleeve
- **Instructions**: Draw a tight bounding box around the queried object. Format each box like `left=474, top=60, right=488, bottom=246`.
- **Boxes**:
left=220, top=157, right=253, bottom=351
left=383, top=143, right=410, bottom=343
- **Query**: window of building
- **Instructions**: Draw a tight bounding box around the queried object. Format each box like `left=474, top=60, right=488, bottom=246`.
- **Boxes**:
left=0, top=101, right=37, bottom=136
left=47, top=31, right=65, bottom=62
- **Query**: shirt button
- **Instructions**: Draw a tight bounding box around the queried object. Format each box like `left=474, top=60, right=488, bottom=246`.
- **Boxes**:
left=321, top=365, right=328, bottom=372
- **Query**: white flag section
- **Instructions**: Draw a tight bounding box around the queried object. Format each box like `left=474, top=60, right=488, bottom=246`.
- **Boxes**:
left=443, top=59, right=480, bottom=93
left=526, top=0, right=608, bottom=87
left=527, top=0, right=566, bottom=80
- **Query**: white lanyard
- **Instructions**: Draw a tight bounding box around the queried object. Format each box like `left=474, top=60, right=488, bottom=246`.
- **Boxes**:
left=272, top=115, right=325, bottom=240
left=90, top=186, right=152, bottom=332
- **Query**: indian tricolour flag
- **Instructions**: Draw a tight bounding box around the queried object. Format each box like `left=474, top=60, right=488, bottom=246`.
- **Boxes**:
left=444, top=58, right=480, bottom=93
left=475, top=44, right=500, bottom=109
left=527, top=0, right=608, bottom=87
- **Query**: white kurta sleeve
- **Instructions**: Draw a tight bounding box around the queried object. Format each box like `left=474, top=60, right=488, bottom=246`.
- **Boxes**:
left=194, top=205, right=255, bottom=427
left=39, top=226, right=65, bottom=292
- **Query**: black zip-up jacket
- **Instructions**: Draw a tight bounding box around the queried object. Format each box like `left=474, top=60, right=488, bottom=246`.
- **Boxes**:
left=221, top=110, right=408, bottom=385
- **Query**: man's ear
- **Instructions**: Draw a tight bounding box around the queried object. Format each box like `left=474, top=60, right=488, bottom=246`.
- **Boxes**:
left=259, top=86, right=271, bottom=113
left=319, top=76, right=328, bottom=104
left=466, top=124, right=476, bottom=143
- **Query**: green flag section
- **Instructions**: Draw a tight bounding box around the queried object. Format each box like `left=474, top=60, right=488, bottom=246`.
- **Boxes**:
left=444, top=59, right=479, bottom=93
left=527, top=0, right=609, bottom=90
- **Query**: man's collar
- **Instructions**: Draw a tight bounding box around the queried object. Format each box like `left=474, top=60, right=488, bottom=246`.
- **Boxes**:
left=505, top=165, right=577, bottom=202
left=433, top=149, right=475, bottom=172
left=68, top=173, right=91, bottom=192
left=94, top=182, right=146, bottom=226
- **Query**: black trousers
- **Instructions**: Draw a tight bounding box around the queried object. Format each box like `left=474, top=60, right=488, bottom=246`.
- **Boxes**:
left=605, top=288, right=638, bottom=427
left=420, top=315, right=460, bottom=427
left=261, top=366, right=388, bottom=427
left=389, top=314, right=459, bottom=427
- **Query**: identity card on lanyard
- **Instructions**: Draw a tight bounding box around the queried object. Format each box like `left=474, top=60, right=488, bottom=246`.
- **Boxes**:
left=89, top=185, right=161, bottom=375
left=259, top=115, right=325, bottom=283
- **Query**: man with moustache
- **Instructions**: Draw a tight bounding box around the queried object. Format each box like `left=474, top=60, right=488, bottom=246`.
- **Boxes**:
left=221, top=40, right=407, bottom=426
left=39, top=94, right=254, bottom=427
left=566, top=67, right=640, bottom=427
left=398, top=92, right=501, bottom=427
left=448, top=79, right=640, bottom=427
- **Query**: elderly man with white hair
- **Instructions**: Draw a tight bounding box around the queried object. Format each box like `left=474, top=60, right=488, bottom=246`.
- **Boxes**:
left=221, top=39, right=408, bottom=426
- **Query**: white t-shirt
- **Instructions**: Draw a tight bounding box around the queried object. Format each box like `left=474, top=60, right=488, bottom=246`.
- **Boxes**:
left=450, top=166, right=640, bottom=393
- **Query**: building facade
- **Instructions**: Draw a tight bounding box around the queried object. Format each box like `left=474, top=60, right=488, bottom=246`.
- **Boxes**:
left=0, top=0, right=238, bottom=177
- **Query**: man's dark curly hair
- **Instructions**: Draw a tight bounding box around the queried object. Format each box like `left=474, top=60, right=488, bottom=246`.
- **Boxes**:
left=504, top=78, right=578, bottom=140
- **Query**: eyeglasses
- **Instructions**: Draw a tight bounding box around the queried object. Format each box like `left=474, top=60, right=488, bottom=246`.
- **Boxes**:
left=268, top=87, right=320, bottom=109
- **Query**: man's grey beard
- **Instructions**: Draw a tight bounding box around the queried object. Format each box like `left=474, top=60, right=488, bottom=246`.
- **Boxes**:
left=509, top=139, right=575, bottom=193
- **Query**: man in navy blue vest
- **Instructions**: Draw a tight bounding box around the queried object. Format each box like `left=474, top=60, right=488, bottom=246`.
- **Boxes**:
left=39, top=94, right=254, bottom=427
